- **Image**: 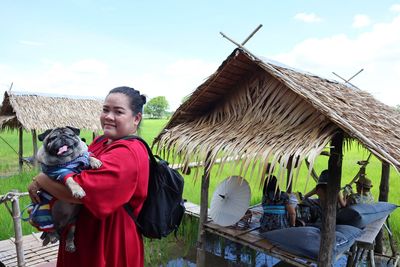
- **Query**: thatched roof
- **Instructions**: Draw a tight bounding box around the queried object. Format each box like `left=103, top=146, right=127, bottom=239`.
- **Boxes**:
left=155, top=48, right=400, bottom=179
left=0, top=91, right=103, bottom=131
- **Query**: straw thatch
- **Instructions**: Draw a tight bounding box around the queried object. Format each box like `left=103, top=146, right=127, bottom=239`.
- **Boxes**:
left=155, top=48, right=400, bottom=182
left=0, top=91, right=103, bottom=131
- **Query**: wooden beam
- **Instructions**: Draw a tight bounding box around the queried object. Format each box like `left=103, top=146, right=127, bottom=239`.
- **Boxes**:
left=318, top=131, right=343, bottom=266
left=18, top=128, right=23, bottom=173
left=31, top=129, right=38, bottom=167
left=196, top=152, right=212, bottom=267
left=375, top=161, right=390, bottom=253
left=286, top=157, right=293, bottom=193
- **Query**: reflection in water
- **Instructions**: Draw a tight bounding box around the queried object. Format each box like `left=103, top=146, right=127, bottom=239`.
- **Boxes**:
left=147, top=216, right=348, bottom=267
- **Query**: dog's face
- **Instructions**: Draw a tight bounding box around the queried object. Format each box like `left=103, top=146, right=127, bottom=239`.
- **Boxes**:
left=37, top=126, right=87, bottom=165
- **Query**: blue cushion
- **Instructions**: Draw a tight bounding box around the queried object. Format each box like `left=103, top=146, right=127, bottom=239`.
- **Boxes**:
left=261, top=225, right=362, bottom=260
left=336, top=202, right=397, bottom=228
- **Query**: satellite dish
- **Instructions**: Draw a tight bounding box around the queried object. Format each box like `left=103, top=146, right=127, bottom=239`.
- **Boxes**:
left=209, top=176, right=251, bottom=226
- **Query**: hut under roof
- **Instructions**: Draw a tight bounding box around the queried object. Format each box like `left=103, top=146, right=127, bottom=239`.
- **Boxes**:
left=155, top=48, right=400, bottom=175
left=0, top=91, right=103, bottom=131
left=154, top=48, right=400, bottom=266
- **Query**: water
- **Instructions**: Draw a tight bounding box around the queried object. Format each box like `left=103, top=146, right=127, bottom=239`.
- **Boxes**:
left=157, top=231, right=313, bottom=267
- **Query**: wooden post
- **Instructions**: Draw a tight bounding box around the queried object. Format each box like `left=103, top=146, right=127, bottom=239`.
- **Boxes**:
left=31, top=129, right=38, bottom=167
left=318, top=131, right=343, bottom=266
left=11, top=190, right=26, bottom=267
left=286, top=157, right=293, bottom=193
left=18, top=127, right=23, bottom=173
left=196, top=152, right=212, bottom=267
left=375, top=161, right=390, bottom=253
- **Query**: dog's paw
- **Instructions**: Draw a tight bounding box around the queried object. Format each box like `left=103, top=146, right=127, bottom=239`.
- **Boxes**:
left=66, top=178, right=86, bottom=198
left=71, top=187, right=86, bottom=199
left=41, top=234, right=50, bottom=246
left=65, top=242, right=76, bottom=253
left=89, top=157, right=102, bottom=169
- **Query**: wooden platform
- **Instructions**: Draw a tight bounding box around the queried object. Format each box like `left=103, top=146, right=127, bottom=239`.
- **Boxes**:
left=0, top=233, right=57, bottom=267
left=0, top=201, right=202, bottom=267
left=204, top=205, right=318, bottom=267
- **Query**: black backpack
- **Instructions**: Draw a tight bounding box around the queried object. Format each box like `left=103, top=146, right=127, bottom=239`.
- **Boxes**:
left=122, top=136, right=185, bottom=239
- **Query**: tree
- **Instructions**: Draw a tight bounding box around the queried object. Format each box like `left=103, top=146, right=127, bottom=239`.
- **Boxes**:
left=144, top=96, right=169, bottom=118
left=396, top=104, right=400, bottom=112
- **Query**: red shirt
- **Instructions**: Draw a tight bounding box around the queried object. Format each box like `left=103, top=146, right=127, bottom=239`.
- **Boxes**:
left=57, top=137, right=149, bottom=267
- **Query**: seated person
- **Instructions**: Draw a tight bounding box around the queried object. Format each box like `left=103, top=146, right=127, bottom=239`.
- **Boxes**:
left=299, top=170, right=329, bottom=224
left=299, top=170, right=342, bottom=224
left=259, top=175, right=296, bottom=232
left=340, top=175, right=374, bottom=207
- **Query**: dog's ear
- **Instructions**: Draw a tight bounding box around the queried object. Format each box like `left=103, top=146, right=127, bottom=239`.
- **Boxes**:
left=67, top=126, right=80, bottom=136
left=38, top=129, right=53, bottom=142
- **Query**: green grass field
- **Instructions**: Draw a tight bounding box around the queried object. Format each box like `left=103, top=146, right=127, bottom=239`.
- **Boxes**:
left=1, top=119, right=399, bottom=246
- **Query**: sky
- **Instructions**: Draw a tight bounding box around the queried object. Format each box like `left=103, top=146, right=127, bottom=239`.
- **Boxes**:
left=1, top=1, right=400, bottom=111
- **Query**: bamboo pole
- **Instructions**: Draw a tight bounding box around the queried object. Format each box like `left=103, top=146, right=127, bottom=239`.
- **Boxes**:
left=319, top=131, right=343, bottom=267
left=18, top=128, right=23, bottom=173
left=241, top=24, right=263, bottom=46
left=11, top=190, right=26, bottom=267
left=196, top=152, right=212, bottom=267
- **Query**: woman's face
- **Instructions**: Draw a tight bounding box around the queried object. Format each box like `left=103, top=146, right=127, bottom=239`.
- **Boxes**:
left=100, top=93, right=141, bottom=141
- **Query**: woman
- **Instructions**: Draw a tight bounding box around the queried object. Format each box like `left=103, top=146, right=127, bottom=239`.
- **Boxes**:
left=28, top=86, right=149, bottom=267
left=259, top=176, right=296, bottom=232
left=341, top=175, right=374, bottom=207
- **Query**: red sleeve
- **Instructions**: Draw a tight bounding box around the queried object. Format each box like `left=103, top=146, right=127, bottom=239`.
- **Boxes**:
left=72, top=140, right=149, bottom=219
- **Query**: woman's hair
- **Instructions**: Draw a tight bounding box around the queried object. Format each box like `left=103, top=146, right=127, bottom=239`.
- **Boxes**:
left=263, top=176, right=281, bottom=202
left=108, top=86, right=147, bottom=115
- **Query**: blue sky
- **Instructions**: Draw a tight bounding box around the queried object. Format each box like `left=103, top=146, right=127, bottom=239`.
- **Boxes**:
left=1, top=1, right=400, bottom=110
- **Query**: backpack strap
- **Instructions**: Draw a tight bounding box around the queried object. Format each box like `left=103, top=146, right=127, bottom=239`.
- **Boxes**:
left=120, top=135, right=156, bottom=231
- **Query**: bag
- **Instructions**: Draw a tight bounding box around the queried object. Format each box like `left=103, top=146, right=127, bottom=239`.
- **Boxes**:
left=296, top=198, right=321, bottom=224
left=122, top=136, right=186, bottom=239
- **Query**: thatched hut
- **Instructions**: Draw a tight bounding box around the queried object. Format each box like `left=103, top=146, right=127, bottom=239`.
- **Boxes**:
left=0, top=91, right=103, bottom=170
left=154, top=48, right=400, bottom=266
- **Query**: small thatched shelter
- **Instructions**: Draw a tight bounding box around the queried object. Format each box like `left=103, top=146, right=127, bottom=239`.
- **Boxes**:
left=154, top=48, right=400, bottom=266
left=0, top=91, right=103, bottom=169
left=0, top=91, right=103, bottom=131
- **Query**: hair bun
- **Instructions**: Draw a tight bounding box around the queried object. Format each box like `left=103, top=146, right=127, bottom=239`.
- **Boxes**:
left=141, top=95, right=147, bottom=105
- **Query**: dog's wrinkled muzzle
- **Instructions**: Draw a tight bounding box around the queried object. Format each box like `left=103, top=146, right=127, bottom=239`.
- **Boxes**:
left=48, top=136, right=78, bottom=157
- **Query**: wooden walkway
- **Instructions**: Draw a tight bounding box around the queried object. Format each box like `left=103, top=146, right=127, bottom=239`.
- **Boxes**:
left=0, top=201, right=204, bottom=267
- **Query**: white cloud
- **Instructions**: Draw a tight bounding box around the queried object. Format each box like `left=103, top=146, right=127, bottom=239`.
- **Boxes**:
left=273, top=14, right=400, bottom=107
left=134, top=59, right=217, bottom=110
left=294, top=13, right=322, bottom=23
left=352, top=14, right=371, bottom=28
left=390, top=4, right=400, bottom=12
left=0, top=58, right=217, bottom=111
left=19, top=40, right=44, bottom=46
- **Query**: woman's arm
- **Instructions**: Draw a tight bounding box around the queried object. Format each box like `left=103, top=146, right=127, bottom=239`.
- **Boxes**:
left=337, top=191, right=347, bottom=208
left=286, top=204, right=297, bottom=227
left=28, top=173, right=82, bottom=204
left=303, top=187, right=317, bottom=199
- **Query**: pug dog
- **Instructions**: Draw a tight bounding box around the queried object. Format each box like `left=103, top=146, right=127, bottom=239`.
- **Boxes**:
left=31, top=126, right=102, bottom=252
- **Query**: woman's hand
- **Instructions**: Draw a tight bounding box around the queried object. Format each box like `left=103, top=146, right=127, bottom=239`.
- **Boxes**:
left=28, top=179, right=41, bottom=203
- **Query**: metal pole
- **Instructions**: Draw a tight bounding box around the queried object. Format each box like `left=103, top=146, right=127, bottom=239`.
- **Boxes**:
left=11, top=190, right=26, bottom=267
